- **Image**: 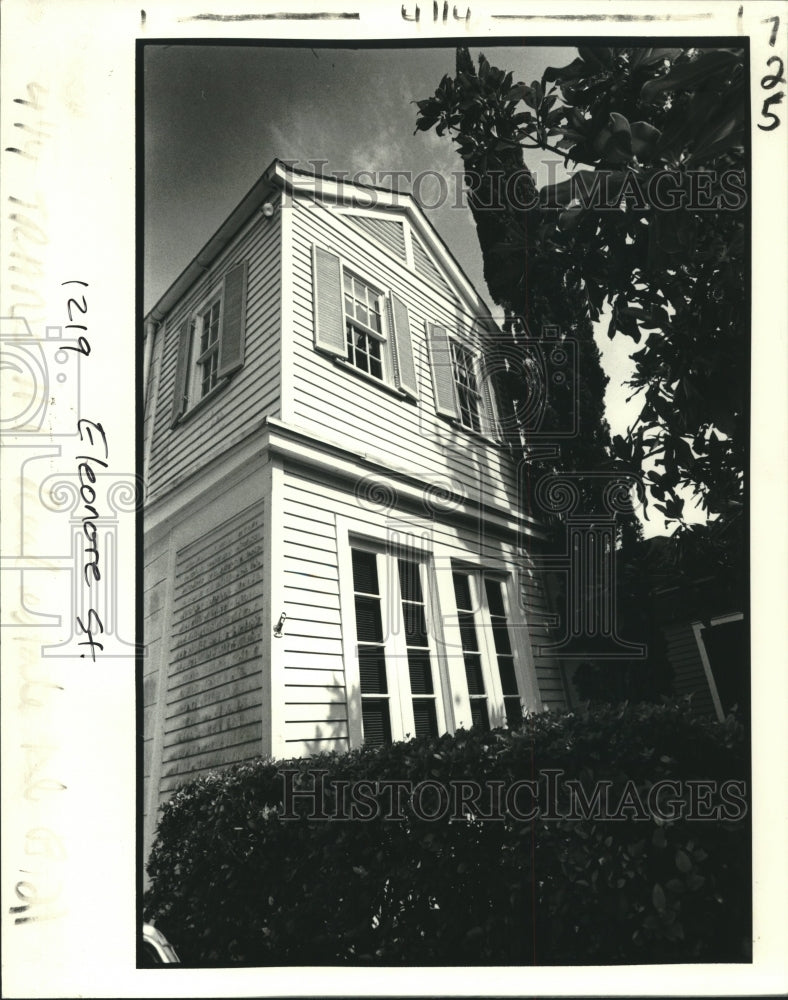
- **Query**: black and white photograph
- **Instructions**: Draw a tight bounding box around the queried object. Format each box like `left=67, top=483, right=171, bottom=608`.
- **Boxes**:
left=2, top=1, right=787, bottom=996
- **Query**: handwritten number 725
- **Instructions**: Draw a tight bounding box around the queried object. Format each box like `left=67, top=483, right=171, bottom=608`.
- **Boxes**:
left=759, top=17, right=785, bottom=131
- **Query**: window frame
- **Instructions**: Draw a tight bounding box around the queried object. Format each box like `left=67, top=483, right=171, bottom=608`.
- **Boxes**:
left=341, top=268, right=391, bottom=385
left=338, top=523, right=448, bottom=747
left=449, top=565, right=534, bottom=732
left=189, top=293, right=223, bottom=404
left=427, top=321, right=500, bottom=441
left=312, top=244, right=419, bottom=402
left=170, top=259, right=248, bottom=427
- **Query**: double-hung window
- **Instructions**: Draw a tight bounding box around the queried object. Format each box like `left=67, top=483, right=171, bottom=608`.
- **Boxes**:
left=170, top=259, right=248, bottom=425
left=312, top=245, right=419, bottom=399
left=452, top=569, right=524, bottom=731
left=343, top=271, right=387, bottom=381
left=428, top=323, right=498, bottom=438
left=195, top=297, right=222, bottom=397
left=348, top=544, right=443, bottom=746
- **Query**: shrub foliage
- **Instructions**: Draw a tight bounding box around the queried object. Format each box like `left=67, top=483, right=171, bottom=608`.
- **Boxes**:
left=144, top=701, right=749, bottom=966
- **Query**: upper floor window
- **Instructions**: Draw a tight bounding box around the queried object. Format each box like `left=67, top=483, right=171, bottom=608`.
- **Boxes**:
left=312, top=245, right=418, bottom=400
left=195, top=297, right=222, bottom=398
left=428, top=323, right=498, bottom=439
left=343, top=271, right=387, bottom=382
left=170, top=259, right=248, bottom=426
left=451, top=340, right=483, bottom=432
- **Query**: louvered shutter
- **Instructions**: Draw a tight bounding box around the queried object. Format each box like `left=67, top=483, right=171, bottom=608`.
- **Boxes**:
left=389, top=293, right=418, bottom=399
left=218, top=260, right=248, bottom=379
left=427, top=323, right=459, bottom=419
left=312, top=245, right=347, bottom=357
left=481, top=372, right=500, bottom=441
left=170, top=319, right=192, bottom=427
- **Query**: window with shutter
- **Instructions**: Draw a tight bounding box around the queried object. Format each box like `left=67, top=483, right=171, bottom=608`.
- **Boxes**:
left=428, top=324, right=499, bottom=438
left=169, top=259, right=248, bottom=424
left=312, top=244, right=419, bottom=399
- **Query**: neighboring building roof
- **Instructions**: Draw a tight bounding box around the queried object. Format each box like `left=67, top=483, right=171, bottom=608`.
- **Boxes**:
left=144, top=158, right=495, bottom=326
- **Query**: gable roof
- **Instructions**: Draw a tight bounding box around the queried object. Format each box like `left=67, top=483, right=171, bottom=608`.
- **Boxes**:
left=145, top=158, right=495, bottom=326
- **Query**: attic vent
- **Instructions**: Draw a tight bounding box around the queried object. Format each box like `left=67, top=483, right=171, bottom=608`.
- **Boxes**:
left=411, top=233, right=451, bottom=294
left=348, top=215, right=407, bottom=261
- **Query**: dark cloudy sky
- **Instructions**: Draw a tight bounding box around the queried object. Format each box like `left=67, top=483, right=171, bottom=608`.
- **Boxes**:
left=142, top=42, right=574, bottom=313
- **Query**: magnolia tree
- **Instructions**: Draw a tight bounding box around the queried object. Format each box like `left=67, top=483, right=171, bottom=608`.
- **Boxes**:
left=416, top=46, right=747, bottom=554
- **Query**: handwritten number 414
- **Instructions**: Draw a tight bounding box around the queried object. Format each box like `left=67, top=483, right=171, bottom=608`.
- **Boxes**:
left=759, top=16, right=785, bottom=131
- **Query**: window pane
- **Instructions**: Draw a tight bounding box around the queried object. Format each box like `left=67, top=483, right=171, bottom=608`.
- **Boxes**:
left=408, top=650, right=434, bottom=695
left=491, top=622, right=512, bottom=656
left=398, top=560, right=423, bottom=603
left=354, top=596, right=383, bottom=643
left=452, top=572, right=473, bottom=611
left=403, top=603, right=428, bottom=646
left=358, top=647, right=388, bottom=694
left=504, top=696, right=523, bottom=730
left=352, top=550, right=379, bottom=595
left=497, top=655, right=517, bottom=694
left=470, top=700, right=490, bottom=732
left=485, top=579, right=506, bottom=616
left=412, top=700, right=438, bottom=739
left=362, top=699, right=392, bottom=746
left=458, top=611, right=479, bottom=652
left=464, top=653, right=485, bottom=695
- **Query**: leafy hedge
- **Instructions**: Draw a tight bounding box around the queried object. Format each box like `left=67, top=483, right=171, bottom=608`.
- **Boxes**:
left=144, top=700, right=750, bottom=966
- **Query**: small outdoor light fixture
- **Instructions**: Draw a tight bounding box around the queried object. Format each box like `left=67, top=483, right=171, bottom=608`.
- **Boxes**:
left=273, top=612, right=287, bottom=638
left=261, top=202, right=275, bottom=217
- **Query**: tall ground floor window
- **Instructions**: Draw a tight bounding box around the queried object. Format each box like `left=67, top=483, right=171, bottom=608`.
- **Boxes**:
left=350, top=545, right=443, bottom=746
left=452, top=568, right=524, bottom=732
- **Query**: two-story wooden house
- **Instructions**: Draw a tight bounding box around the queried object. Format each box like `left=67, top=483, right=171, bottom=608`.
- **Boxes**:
left=142, top=160, right=569, bottom=855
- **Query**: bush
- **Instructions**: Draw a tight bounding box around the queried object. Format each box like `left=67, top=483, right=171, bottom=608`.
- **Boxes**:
left=144, top=700, right=750, bottom=965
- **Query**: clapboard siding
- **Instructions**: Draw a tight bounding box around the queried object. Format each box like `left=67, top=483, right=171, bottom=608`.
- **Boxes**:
left=158, top=503, right=265, bottom=794
left=664, top=622, right=716, bottom=716
left=147, top=194, right=282, bottom=501
left=411, top=229, right=453, bottom=296
left=346, top=213, right=407, bottom=261
left=287, top=196, right=519, bottom=512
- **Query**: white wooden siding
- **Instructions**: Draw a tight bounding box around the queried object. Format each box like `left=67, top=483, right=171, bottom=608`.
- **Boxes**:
left=146, top=194, right=282, bottom=502
left=346, top=214, right=407, bottom=262
left=411, top=229, right=453, bottom=296
left=287, top=196, right=519, bottom=514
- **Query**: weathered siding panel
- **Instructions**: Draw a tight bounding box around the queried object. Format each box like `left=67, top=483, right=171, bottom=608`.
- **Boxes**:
left=159, top=502, right=266, bottom=794
left=664, top=622, right=716, bottom=716
left=346, top=214, right=407, bottom=262
left=287, top=197, right=519, bottom=513
left=147, top=194, right=282, bottom=502
left=411, top=229, right=453, bottom=296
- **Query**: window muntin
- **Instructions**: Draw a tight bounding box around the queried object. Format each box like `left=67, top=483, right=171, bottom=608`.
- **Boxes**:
left=453, top=569, right=523, bottom=731
left=453, top=571, right=490, bottom=731
left=352, top=549, right=392, bottom=747
left=350, top=545, right=441, bottom=746
left=399, top=558, right=439, bottom=740
left=196, top=297, right=222, bottom=398
left=343, top=271, right=386, bottom=381
left=450, top=340, right=483, bottom=432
